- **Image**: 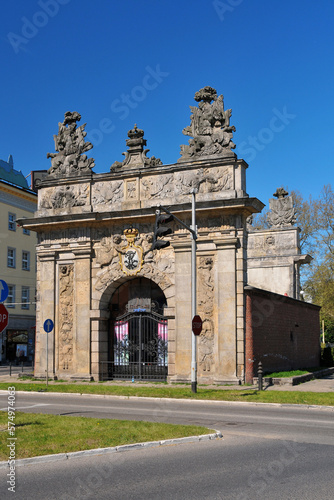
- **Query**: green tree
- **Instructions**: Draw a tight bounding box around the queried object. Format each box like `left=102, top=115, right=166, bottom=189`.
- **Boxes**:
left=303, top=185, right=334, bottom=330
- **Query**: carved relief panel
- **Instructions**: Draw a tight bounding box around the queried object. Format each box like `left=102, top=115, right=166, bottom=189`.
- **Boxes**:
left=124, top=179, right=139, bottom=201
left=92, top=180, right=123, bottom=207
left=39, top=184, right=90, bottom=211
left=197, top=256, right=215, bottom=374
left=58, top=264, right=74, bottom=371
left=94, top=228, right=174, bottom=294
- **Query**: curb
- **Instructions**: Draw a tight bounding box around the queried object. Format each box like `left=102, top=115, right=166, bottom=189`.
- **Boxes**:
left=0, top=431, right=222, bottom=469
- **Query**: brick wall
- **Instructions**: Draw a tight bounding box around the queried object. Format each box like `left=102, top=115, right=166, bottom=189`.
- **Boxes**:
left=245, top=286, right=321, bottom=383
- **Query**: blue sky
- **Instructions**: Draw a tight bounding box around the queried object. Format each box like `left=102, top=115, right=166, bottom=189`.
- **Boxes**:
left=1, top=0, right=333, bottom=208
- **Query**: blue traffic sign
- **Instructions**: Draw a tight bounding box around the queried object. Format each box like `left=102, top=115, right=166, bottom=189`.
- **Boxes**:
left=0, top=280, right=9, bottom=303
left=43, top=319, right=54, bottom=333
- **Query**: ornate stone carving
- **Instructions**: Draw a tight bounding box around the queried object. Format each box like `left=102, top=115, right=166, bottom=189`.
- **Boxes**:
left=198, top=319, right=214, bottom=372
left=95, top=234, right=124, bottom=267
left=267, top=188, right=296, bottom=228
left=246, top=215, right=253, bottom=230
left=92, top=181, right=123, bottom=206
left=47, top=112, right=95, bottom=178
left=95, top=235, right=174, bottom=292
left=39, top=185, right=89, bottom=209
left=58, top=264, right=74, bottom=370
left=175, top=167, right=232, bottom=197
left=197, top=257, right=215, bottom=374
left=125, top=180, right=138, bottom=200
left=141, top=174, right=174, bottom=199
left=119, top=228, right=144, bottom=276
left=95, top=230, right=155, bottom=270
left=179, top=87, right=236, bottom=162
left=38, top=228, right=90, bottom=246
left=111, top=125, right=162, bottom=170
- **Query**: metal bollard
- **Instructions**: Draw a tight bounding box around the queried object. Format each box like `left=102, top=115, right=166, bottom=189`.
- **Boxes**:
left=258, top=361, right=263, bottom=391
left=21, top=361, right=24, bottom=373
left=9, top=362, right=12, bottom=377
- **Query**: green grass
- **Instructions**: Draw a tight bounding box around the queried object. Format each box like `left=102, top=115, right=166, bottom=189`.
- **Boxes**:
left=264, top=367, right=323, bottom=378
left=0, top=382, right=334, bottom=406
left=264, top=370, right=310, bottom=378
left=0, top=411, right=213, bottom=460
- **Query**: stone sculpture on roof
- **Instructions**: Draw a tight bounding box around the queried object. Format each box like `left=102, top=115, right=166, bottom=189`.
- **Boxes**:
left=267, top=187, right=296, bottom=227
left=111, top=124, right=162, bottom=170
left=47, top=111, right=95, bottom=178
left=178, top=86, right=236, bottom=162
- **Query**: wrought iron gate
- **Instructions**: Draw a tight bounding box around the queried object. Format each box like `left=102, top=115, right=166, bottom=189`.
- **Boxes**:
left=105, top=311, right=168, bottom=381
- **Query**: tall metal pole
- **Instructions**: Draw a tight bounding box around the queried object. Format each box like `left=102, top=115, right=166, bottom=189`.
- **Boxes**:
left=46, top=328, right=48, bottom=388
left=191, top=188, right=198, bottom=393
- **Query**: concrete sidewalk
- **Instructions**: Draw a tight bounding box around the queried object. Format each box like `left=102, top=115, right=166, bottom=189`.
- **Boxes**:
left=264, top=374, right=334, bottom=392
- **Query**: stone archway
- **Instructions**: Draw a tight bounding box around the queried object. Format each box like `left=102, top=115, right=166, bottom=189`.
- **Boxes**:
left=106, top=277, right=168, bottom=381
left=91, top=273, right=175, bottom=381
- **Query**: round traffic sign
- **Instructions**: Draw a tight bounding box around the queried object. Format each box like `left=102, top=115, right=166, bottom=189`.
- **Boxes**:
left=0, top=303, right=9, bottom=333
left=43, top=319, right=54, bottom=333
left=0, top=280, right=9, bottom=303
left=192, top=315, right=203, bottom=336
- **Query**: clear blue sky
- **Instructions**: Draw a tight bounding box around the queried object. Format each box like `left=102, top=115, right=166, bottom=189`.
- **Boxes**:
left=1, top=0, right=333, bottom=207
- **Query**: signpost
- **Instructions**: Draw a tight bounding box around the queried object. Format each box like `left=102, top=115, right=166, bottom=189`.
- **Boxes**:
left=43, top=319, right=54, bottom=387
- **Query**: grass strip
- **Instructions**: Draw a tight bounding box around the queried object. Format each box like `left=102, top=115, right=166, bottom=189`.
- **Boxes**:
left=0, top=382, right=333, bottom=406
left=0, top=411, right=212, bottom=460
left=264, top=370, right=310, bottom=378
left=264, top=368, right=323, bottom=378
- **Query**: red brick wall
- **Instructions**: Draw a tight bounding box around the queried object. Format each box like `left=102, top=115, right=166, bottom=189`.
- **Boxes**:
left=245, top=287, right=321, bottom=383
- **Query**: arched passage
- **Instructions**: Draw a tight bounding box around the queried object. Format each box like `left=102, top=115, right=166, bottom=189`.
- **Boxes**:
left=106, top=277, right=168, bottom=381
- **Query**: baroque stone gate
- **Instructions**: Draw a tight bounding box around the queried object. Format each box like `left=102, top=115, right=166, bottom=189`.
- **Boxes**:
left=22, top=87, right=264, bottom=383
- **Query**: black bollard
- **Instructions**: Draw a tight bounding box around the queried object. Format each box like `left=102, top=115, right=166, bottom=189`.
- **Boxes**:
left=258, top=361, right=263, bottom=391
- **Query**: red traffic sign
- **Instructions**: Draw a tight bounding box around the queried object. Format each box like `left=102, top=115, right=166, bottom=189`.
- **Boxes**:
left=192, top=315, right=203, bottom=336
left=0, top=303, right=9, bottom=333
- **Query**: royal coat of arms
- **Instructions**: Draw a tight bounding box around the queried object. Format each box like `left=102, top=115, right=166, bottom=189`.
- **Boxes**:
left=119, top=228, right=143, bottom=276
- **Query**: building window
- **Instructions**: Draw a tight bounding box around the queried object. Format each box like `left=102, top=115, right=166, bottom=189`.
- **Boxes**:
left=8, top=213, right=16, bottom=231
left=7, top=285, right=16, bottom=308
left=23, top=227, right=30, bottom=235
left=7, top=248, right=16, bottom=268
left=22, top=251, right=30, bottom=271
left=21, top=287, right=30, bottom=309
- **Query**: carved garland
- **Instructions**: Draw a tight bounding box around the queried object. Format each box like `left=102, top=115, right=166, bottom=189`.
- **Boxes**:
left=197, top=257, right=215, bottom=374
left=58, top=264, right=74, bottom=370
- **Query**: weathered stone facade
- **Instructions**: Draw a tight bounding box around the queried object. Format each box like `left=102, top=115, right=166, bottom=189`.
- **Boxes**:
left=247, top=189, right=311, bottom=298
left=22, top=91, right=265, bottom=383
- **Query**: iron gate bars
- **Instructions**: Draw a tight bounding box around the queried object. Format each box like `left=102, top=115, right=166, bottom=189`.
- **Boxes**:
left=101, top=311, right=168, bottom=381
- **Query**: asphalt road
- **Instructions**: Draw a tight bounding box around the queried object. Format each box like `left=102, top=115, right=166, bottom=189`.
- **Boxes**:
left=0, top=392, right=333, bottom=499
left=0, top=391, right=333, bottom=444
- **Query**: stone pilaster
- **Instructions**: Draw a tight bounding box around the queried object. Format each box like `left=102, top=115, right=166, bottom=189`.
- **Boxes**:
left=170, top=239, right=192, bottom=382
left=72, top=246, right=92, bottom=379
left=35, top=250, right=56, bottom=378
left=214, top=237, right=240, bottom=383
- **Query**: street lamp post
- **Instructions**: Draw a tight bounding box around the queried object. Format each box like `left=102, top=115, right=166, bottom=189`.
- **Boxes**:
left=155, top=189, right=198, bottom=392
